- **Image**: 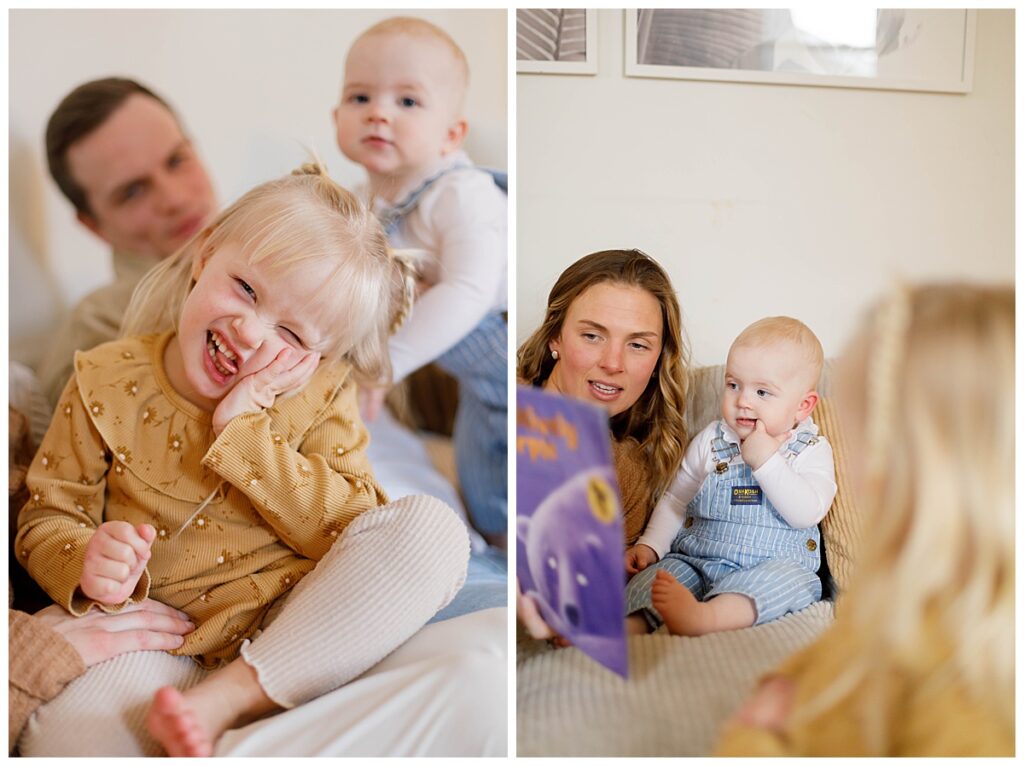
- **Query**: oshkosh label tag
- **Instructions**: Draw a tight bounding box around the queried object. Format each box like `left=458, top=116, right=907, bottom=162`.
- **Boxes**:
left=730, top=486, right=762, bottom=506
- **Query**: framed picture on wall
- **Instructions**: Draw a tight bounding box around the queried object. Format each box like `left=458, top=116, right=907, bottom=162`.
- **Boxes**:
left=517, top=8, right=597, bottom=75
left=624, top=9, right=976, bottom=93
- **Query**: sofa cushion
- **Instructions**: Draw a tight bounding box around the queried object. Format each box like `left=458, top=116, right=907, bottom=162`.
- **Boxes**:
left=809, top=396, right=861, bottom=593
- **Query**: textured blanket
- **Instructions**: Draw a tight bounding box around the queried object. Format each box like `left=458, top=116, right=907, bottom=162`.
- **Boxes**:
left=517, top=600, right=834, bottom=756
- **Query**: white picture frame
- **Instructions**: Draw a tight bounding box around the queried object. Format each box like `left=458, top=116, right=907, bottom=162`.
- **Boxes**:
left=624, top=9, right=976, bottom=93
left=517, top=9, right=598, bottom=75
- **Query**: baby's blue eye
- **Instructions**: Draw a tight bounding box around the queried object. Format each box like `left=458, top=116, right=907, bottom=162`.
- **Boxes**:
left=757, top=389, right=771, bottom=398
left=350, top=94, right=369, bottom=104
left=399, top=97, right=418, bottom=108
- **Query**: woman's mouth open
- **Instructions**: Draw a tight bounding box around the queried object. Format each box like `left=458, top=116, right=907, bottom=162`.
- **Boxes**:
left=588, top=380, right=622, bottom=401
left=206, top=330, right=238, bottom=382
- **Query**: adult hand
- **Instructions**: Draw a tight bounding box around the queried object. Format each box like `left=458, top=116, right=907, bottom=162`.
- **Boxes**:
left=624, top=543, right=659, bottom=575
left=739, top=421, right=792, bottom=470
left=358, top=384, right=388, bottom=423
left=725, top=675, right=796, bottom=733
left=33, top=599, right=195, bottom=667
left=80, top=521, right=155, bottom=604
left=516, top=580, right=556, bottom=640
left=212, top=348, right=320, bottom=435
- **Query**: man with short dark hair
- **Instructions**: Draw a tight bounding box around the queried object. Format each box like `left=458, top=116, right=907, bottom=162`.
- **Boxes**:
left=37, top=78, right=216, bottom=408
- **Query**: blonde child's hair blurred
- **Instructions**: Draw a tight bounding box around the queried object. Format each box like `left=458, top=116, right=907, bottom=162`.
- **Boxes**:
left=731, top=316, right=824, bottom=390
left=122, top=163, right=416, bottom=385
left=351, top=16, right=470, bottom=110
left=794, top=283, right=1014, bottom=751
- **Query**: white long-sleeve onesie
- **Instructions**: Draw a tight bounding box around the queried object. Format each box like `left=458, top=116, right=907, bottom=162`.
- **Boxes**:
left=370, top=151, right=507, bottom=383
left=638, top=418, right=836, bottom=559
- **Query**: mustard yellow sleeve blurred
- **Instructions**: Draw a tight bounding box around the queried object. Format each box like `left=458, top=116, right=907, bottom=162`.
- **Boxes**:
left=713, top=619, right=1013, bottom=756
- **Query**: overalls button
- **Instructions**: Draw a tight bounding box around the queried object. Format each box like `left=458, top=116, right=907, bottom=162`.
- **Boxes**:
left=715, top=462, right=728, bottom=474
left=684, top=517, right=694, bottom=529
left=806, top=539, right=817, bottom=551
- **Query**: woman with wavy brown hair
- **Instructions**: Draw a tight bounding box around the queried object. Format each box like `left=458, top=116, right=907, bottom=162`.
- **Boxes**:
left=517, top=249, right=690, bottom=637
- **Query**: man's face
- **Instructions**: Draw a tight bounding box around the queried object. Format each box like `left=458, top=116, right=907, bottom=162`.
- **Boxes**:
left=67, top=94, right=216, bottom=259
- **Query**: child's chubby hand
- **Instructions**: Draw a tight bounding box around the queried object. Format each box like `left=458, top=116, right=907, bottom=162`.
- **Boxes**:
left=740, top=420, right=792, bottom=470
left=725, top=674, right=796, bottom=733
left=212, top=347, right=321, bottom=435
left=80, top=521, right=156, bottom=605
left=624, top=543, right=659, bottom=575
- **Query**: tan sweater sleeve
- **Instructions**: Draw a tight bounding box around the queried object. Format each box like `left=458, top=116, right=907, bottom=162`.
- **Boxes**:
left=15, top=375, right=150, bottom=615
left=8, top=610, right=86, bottom=753
left=201, top=378, right=388, bottom=561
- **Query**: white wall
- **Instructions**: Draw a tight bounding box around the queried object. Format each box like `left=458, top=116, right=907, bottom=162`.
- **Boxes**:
left=10, top=9, right=507, bottom=368
left=517, top=9, right=1014, bottom=367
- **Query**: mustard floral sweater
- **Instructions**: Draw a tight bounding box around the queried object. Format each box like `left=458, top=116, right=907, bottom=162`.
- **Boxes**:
left=17, top=332, right=388, bottom=669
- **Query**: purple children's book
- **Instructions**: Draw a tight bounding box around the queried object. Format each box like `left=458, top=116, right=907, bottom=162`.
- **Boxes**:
left=516, top=385, right=628, bottom=677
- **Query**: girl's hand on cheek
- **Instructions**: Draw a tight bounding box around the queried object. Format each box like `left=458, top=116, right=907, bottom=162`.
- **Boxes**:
left=212, top=348, right=321, bottom=435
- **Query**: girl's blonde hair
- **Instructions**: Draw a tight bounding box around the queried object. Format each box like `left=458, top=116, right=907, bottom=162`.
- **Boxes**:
left=122, top=163, right=416, bottom=384
left=517, top=249, right=690, bottom=504
left=793, top=283, right=1014, bottom=751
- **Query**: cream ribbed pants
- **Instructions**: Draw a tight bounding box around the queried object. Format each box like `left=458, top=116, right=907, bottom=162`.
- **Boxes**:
left=19, top=494, right=472, bottom=756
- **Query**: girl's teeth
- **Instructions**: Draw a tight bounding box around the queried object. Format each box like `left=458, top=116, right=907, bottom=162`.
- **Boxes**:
left=593, top=382, right=617, bottom=394
left=210, top=332, right=237, bottom=360
left=207, top=332, right=237, bottom=376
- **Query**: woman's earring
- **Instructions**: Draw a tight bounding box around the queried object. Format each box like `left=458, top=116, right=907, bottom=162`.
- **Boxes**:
left=551, top=350, right=559, bottom=360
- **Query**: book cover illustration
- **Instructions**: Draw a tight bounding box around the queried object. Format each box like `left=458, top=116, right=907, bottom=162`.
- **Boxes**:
left=516, top=385, right=627, bottom=677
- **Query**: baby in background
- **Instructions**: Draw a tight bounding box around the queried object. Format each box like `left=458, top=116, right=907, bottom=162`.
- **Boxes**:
left=333, top=17, right=508, bottom=544
left=624, top=317, right=836, bottom=636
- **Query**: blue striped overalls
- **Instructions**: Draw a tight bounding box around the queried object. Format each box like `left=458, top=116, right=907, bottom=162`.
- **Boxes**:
left=625, top=422, right=823, bottom=628
left=380, top=164, right=508, bottom=536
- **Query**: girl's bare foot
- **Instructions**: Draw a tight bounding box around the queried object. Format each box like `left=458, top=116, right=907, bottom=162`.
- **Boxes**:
left=651, top=569, right=710, bottom=636
left=146, top=686, right=214, bottom=757
left=145, top=657, right=279, bottom=757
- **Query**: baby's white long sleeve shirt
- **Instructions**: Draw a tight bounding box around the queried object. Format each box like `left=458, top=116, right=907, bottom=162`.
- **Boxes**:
left=370, top=151, right=507, bottom=383
left=637, top=418, right=836, bottom=559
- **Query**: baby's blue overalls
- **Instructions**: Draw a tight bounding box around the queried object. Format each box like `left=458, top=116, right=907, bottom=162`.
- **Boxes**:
left=625, top=423, right=823, bottom=628
left=380, top=164, right=508, bottom=537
